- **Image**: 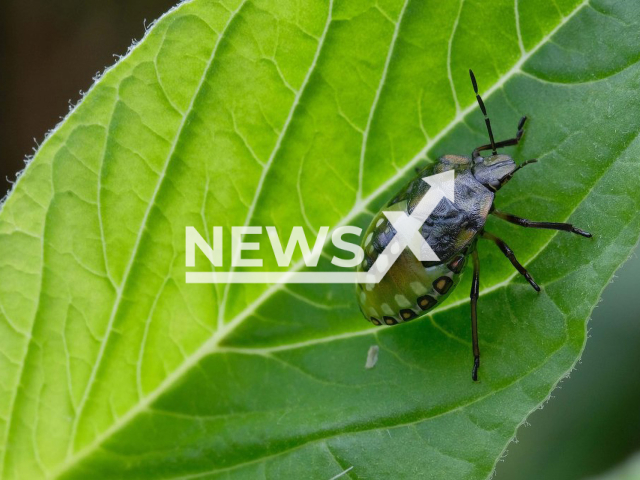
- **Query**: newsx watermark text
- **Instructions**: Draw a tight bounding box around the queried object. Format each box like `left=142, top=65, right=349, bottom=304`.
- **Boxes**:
left=186, top=171, right=454, bottom=284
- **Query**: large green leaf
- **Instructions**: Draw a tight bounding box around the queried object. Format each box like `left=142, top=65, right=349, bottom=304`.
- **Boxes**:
left=1, top=0, right=639, bottom=478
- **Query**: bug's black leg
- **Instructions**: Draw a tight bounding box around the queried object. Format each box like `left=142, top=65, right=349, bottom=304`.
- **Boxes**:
left=470, top=249, right=480, bottom=381
left=481, top=231, right=540, bottom=291
left=473, top=116, right=527, bottom=158
left=492, top=210, right=593, bottom=238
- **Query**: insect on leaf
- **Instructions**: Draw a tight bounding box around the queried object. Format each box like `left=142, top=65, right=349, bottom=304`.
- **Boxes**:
left=1, top=0, right=639, bottom=478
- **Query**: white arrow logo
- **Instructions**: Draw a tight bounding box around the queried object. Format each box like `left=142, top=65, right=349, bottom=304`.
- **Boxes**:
left=365, top=170, right=455, bottom=284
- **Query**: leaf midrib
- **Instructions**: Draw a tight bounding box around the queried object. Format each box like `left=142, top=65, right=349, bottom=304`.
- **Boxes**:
left=45, top=0, right=591, bottom=477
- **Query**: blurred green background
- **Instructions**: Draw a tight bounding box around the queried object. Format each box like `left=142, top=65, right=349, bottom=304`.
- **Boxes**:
left=1, top=1, right=638, bottom=479
left=496, top=251, right=640, bottom=480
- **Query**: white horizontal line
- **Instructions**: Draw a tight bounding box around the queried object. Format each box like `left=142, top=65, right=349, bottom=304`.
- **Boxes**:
left=187, top=271, right=373, bottom=284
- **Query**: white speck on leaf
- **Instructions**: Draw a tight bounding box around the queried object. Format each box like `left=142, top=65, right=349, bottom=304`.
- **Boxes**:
left=365, top=345, right=379, bottom=369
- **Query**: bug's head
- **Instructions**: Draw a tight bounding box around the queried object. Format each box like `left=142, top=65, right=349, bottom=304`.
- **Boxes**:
left=472, top=154, right=516, bottom=191
left=472, top=155, right=536, bottom=191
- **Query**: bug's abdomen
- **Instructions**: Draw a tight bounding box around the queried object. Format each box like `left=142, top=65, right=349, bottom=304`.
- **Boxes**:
left=355, top=159, right=490, bottom=326
left=356, top=246, right=468, bottom=326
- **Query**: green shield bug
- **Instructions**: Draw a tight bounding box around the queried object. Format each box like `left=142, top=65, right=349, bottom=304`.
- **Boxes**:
left=356, top=70, right=592, bottom=381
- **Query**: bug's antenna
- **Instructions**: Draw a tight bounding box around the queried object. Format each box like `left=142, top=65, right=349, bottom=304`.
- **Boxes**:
left=518, top=158, right=538, bottom=168
left=504, top=158, right=537, bottom=182
left=513, top=158, right=537, bottom=174
left=469, top=69, right=497, bottom=155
